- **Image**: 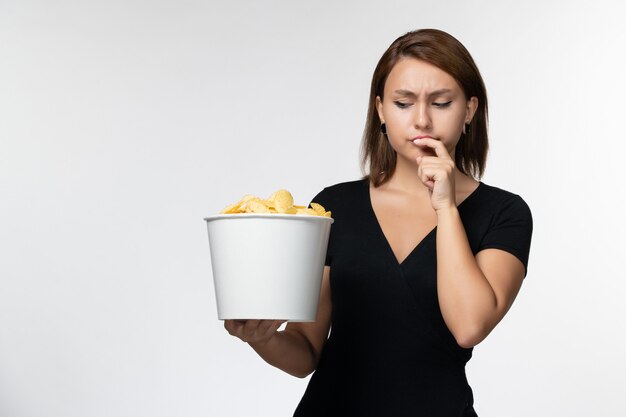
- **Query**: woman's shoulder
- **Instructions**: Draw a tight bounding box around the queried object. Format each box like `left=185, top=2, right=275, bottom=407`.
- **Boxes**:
left=478, top=181, right=528, bottom=203
left=310, top=178, right=368, bottom=207
left=319, top=178, right=368, bottom=193
left=475, top=181, right=533, bottom=218
left=472, top=182, right=534, bottom=276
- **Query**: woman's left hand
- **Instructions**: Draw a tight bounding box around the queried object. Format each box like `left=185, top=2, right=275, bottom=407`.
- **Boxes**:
left=413, top=138, right=456, bottom=212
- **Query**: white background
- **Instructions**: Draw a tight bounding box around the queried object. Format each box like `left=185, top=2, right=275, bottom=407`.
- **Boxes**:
left=1, top=1, right=625, bottom=416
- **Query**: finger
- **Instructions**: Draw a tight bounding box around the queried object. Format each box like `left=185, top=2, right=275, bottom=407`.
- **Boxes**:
left=224, top=319, right=237, bottom=332
left=270, top=320, right=288, bottom=333
left=257, top=319, right=276, bottom=335
left=416, top=154, right=434, bottom=166
left=416, top=164, right=437, bottom=190
left=255, top=320, right=282, bottom=341
left=242, top=319, right=261, bottom=339
left=419, top=162, right=442, bottom=178
left=224, top=319, right=244, bottom=336
left=419, top=175, right=436, bottom=190
left=416, top=155, right=438, bottom=165
left=416, top=155, right=454, bottom=175
left=412, top=138, right=452, bottom=160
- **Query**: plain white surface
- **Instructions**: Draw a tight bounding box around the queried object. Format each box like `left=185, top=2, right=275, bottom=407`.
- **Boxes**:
left=1, top=1, right=625, bottom=416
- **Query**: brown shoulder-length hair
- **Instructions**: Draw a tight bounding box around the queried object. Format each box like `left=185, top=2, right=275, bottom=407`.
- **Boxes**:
left=360, top=29, right=489, bottom=187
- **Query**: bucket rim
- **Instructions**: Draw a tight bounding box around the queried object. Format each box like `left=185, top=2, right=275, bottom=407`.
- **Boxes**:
left=204, top=213, right=334, bottom=224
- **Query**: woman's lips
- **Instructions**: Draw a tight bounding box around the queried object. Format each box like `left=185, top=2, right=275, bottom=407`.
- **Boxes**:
left=412, top=135, right=434, bottom=140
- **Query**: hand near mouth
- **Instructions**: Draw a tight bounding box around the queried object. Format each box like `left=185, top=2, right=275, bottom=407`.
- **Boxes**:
left=412, top=138, right=456, bottom=212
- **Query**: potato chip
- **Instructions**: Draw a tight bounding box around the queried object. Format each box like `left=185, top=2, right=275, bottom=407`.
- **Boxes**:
left=220, top=202, right=242, bottom=214
left=269, top=189, right=294, bottom=213
left=218, top=189, right=332, bottom=218
left=262, top=199, right=276, bottom=209
left=245, top=200, right=270, bottom=213
left=296, top=208, right=318, bottom=216
left=310, top=202, right=326, bottom=216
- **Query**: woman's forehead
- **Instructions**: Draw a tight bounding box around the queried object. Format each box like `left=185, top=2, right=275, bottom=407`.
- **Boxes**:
left=385, top=58, right=461, bottom=93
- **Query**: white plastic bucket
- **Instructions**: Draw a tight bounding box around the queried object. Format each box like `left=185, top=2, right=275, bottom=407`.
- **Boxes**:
left=204, top=213, right=333, bottom=322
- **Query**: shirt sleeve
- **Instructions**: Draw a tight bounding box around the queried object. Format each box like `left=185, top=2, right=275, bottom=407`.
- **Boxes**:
left=478, top=194, right=534, bottom=278
left=309, top=187, right=334, bottom=267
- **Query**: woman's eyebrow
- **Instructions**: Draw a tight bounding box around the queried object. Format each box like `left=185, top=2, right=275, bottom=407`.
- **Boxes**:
left=393, top=88, right=453, bottom=97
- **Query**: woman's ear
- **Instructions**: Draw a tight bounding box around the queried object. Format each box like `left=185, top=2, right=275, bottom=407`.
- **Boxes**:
left=466, top=96, right=478, bottom=123
left=376, top=96, right=384, bottom=124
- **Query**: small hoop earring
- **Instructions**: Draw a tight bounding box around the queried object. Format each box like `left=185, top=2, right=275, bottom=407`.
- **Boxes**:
left=463, top=123, right=471, bottom=135
left=380, top=123, right=387, bottom=135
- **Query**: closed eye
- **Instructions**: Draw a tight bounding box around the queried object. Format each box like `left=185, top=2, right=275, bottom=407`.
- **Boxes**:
left=393, top=101, right=411, bottom=109
left=433, top=101, right=452, bottom=108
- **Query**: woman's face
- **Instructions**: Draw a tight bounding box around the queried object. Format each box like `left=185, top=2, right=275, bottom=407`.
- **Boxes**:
left=376, top=58, right=477, bottom=162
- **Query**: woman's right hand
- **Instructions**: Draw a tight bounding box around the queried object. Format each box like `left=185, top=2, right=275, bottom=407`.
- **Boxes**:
left=221, top=267, right=332, bottom=378
left=224, top=319, right=286, bottom=347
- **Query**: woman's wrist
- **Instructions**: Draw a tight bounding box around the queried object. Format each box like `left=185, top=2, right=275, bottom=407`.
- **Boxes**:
left=435, top=205, right=459, bottom=217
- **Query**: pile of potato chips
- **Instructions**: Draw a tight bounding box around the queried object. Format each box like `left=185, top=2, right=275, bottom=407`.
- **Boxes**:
left=219, top=189, right=331, bottom=217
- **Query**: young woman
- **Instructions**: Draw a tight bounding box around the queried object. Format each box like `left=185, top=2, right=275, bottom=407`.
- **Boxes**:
left=224, top=28, right=533, bottom=416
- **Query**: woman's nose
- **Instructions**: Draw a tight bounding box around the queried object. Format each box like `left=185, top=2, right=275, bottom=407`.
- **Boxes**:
left=414, top=103, right=431, bottom=130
